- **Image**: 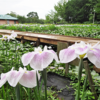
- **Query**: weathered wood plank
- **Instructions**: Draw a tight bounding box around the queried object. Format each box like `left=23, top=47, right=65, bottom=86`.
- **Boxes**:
left=69, top=58, right=80, bottom=66
left=57, top=42, right=69, bottom=58
left=0, top=29, right=100, bottom=46
left=57, top=42, right=69, bottom=74
left=84, top=60, right=98, bottom=100
left=36, top=38, right=40, bottom=47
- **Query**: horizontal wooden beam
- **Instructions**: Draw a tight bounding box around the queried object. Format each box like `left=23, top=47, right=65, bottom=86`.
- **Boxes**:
left=0, top=29, right=100, bottom=45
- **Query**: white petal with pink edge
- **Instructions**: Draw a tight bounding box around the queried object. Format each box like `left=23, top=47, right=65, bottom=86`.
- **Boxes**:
left=30, top=51, right=54, bottom=70
left=21, top=52, right=36, bottom=66
left=48, top=50, right=59, bottom=63
left=87, top=48, right=100, bottom=68
left=19, top=70, right=40, bottom=88
left=75, top=46, right=89, bottom=55
left=59, top=47, right=77, bottom=63
left=7, top=67, right=25, bottom=87
left=0, top=73, right=7, bottom=87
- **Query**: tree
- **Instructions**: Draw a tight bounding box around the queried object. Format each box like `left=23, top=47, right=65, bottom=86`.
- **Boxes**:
left=27, top=12, right=39, bottom=19
left=54, top=0, right=67, bottom=20
left=45, top=10, right=60, bottom=24
left=95, top=0, right=100, bottom=20
left=45, top=14, right=53, bottom=23
left=38, top=19, right=45, bottom=24
left=85, top=0, right=98, bottom=22
left=27, top=11, right=39, bottom=23
left=7, top=11, right=17, bottom=17
left=17, top=15, right=27, bottom=23
left=63, top=0, right=93, bottom=23
left=52, top=0, right=98, bottom=23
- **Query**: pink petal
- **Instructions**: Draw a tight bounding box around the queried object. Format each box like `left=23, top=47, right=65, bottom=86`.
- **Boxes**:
left=21, top=52, right=35, bottom=66
left=30, top=51, right=54, bottom=70
left=11, top=31, right=17, bottom=37
left=92, top=42, right=100, bottom=49
left=7, top=68, right=25, bottom=87
left=43, top=46, right=59, bottom=63
left=19, top=70, right=40, bottom=88
left=87, top=48, right=100, bottom=68
left=34, top=47, right=42, bottom=52
left=0, top=73, right=7, bottom=87
left=59, top=48, right=77, bottom=63
left=43, top=46, right=47, bottom=51
left=49, top=50, right=59, bottom=63
left=75, top=46, right=89, bottom=55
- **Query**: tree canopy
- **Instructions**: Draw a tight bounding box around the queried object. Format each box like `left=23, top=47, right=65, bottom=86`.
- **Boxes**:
left=7, top=11, right=44, bottom=24
left=46, top=0, right=100, bottom=23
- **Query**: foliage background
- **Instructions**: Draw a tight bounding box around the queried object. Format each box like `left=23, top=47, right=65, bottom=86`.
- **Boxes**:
left=6, top=0, right=100, bottom=24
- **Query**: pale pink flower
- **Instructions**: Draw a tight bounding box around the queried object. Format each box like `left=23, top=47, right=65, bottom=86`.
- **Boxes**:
left=22, top=46, right=59, bottom=70
left=58, top=67, right=64, bottom=70
left=8, top=31, right=17, bottom=41
left=0, top=67, right=40, bottom=88
left=59, top=41, right=100, bottom=68
left=50, top=67, right=55, bottom=69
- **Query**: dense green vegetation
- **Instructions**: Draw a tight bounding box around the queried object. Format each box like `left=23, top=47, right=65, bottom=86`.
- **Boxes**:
left=0, top=39, right=62, bottom=100
left=0, top=24, right=100, bottom=99
left=45, top=0, right=100, bottom=24
left=7, top=11, right=45, bottom=24
left=0, top=24, right=100, bottom=39
left=0, top=36, right=100, bottom=100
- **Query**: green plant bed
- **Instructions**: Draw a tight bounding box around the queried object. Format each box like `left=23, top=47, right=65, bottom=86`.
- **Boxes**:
left=0, top=33, right=100, bottom=100
left=0, top=24, right=100, bottom=39
left=47, top=63, right=100, bottom=100
left=40, top=72, right=75, bottom=100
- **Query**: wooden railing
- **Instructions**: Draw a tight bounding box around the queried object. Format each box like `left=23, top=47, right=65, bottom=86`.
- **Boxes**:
left=0, top=29, right=100, bottom=45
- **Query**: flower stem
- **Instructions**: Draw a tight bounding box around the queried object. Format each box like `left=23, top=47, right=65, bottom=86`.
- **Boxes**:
left=15, top=84, right=20, bottom=100
left=42, top=68, right=47, bottom=100
left=2, top=86, right=6, bottom=99
left=28, top=89, right=31, bottom=100
left=2, top=40, right=4, bottom=55
left=82, top=74, right=88, bottom=100
left=34, top=87, right=39, bottom=100
left=36, top=72, right=39, bottom=90
left=15, top=40, right=17, bottom=68
left=76, top=58, right=84, bottom=100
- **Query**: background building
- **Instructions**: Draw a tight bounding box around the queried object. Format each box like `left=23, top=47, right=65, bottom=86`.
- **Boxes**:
left=0, top=14, right=18, bottom=24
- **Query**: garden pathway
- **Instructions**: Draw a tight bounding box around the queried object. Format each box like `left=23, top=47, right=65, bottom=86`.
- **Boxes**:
left=0, top=29, right=100, bottom=45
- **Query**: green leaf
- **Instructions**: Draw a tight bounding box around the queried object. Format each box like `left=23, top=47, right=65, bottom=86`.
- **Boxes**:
left=22, top=87, right=28, bottom=96
left=81, top=92, right=87, bottom=100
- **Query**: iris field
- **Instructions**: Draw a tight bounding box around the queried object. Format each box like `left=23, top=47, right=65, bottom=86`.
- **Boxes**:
left=0, top=24, right=100, bottom=100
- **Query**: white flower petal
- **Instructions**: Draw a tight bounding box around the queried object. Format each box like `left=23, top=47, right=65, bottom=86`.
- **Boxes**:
left=21, top=52, right=35, bottom=66
left=49, top=50, right=59, bottom=63
left=59, top=47, right=77, bottom=63
left=11, top=31, right=17, bottom=38
left=30, top=51, right=54, bottom=70
left=43, top=46, right=48, bottom=51
left=34, top=47, right=42, bottom=52
left=19, top=70, right=40, bottom=88
left=7, top=67, right=25, bottom=87
left=87, top=48, right=100, bottom=68
left=0, top=73, right=7, bottom=87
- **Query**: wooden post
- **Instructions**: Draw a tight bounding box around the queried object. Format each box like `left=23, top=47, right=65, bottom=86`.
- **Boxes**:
left=57, top=42, right=69, bottom=75
left=84, top=60, right=98, bottom=100
left=36, top=38, right=40, bottom=47
left=21, top=36, right=26, bottom=44
left=69, top=58, right=80, bottom=66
